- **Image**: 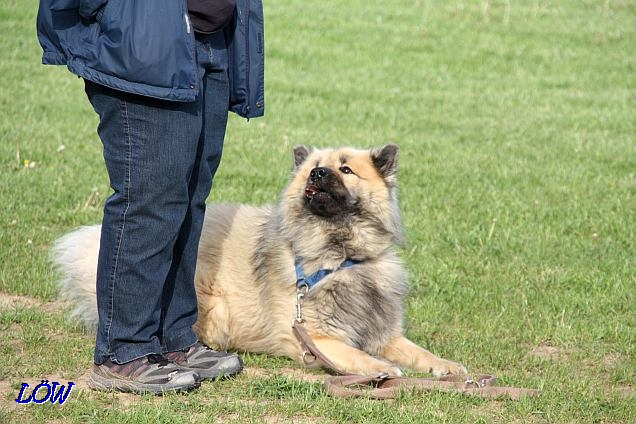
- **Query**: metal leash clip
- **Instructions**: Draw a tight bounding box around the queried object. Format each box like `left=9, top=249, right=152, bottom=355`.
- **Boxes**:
left=294, top=284, right=309, bottom=324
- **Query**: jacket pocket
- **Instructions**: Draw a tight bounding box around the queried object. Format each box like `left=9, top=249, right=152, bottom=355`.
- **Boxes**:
left=79, top=0, right=108, bottom=20
left=90, top=0, right=197, bottom=93
left=49, top=0, right=80, bottom=31
left=50, top=0, right=79, bottom=11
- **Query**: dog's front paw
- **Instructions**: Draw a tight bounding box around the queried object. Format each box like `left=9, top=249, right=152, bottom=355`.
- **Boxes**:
left=381, top=365, right=403, bottom=377
left=430, top=359, right=467, bottom=377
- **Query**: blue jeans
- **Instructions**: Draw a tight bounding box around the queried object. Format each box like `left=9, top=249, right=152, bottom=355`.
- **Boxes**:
left=85, top=32, right=229, bottom=365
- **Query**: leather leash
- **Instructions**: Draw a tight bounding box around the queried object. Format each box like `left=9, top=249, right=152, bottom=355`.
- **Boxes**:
left=323, top=373, right=540, bottom=400
left=292, top=321, right=540, bottom=400
left=292, top=321, right=347, bottom=375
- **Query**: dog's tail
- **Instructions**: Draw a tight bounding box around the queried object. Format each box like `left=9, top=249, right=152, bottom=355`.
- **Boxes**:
left=51, top=225, right=102, bottom=331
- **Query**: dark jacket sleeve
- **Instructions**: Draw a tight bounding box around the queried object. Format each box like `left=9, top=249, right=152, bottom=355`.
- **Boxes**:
left=226, top=0, right=264, bottom=118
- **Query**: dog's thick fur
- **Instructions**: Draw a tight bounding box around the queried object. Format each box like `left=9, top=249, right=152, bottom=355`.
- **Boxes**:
left=53, top=145, right=466, bottom=376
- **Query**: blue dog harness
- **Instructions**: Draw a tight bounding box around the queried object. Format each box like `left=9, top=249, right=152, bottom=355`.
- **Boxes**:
left=293, top=256, right=362, bottom=324
left=294, top=257, right=362, bottom=291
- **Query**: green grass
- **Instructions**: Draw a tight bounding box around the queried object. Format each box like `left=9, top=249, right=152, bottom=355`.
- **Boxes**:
left=1, top=0, right=634, bottom=422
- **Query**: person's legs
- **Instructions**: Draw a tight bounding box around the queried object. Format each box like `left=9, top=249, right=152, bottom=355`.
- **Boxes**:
left=159, top=32, right=229, bottom=353
left=160, top=32, right=243, bottom=380
left=86, top=80, right=204, bottom=366
left=84, top=79, right=204, bottom=393
left=86, top=30, right=242, bottom=391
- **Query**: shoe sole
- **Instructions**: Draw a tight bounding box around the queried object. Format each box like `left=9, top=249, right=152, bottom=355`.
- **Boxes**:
left=88, top=370, right=201, bottom=395
left=196, top=355, right=244, bottom=381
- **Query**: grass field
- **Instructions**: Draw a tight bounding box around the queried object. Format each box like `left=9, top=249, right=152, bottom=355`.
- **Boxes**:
left=1, top=0, right=634, bottom=422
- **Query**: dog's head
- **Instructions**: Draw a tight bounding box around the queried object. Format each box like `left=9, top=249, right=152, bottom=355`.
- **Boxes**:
left=283, top=145, right=404, bottom=248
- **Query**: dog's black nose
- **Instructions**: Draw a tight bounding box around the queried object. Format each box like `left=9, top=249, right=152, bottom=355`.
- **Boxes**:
left=310, top=167, right=330, bottom=182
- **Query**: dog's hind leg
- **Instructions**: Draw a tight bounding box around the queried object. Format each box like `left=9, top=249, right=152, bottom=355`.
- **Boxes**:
left=309, top=336, right=402, bottom=376
left=379, top=335, right=467, bottom=376
left=193, top=292, right=232, bottom=351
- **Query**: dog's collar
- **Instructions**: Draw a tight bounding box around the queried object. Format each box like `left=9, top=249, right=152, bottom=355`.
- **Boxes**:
left=295, top=257, right=362, bottom=291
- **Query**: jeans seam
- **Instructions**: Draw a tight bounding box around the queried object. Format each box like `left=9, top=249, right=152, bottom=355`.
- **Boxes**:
left=106, top=98, right=133, bottom=359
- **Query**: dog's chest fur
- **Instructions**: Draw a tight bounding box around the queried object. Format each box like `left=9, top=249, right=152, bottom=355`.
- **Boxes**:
left=299, top=259, right=408, bottom=355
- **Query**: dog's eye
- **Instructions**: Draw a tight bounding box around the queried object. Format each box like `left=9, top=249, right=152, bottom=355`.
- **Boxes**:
left=340, top=166, right=354, bottom=175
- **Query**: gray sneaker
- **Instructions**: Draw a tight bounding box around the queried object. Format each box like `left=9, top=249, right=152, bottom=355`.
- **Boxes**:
left=88, top=354, right=200, bottom=395
left=165, top=342, right=243, bottom=381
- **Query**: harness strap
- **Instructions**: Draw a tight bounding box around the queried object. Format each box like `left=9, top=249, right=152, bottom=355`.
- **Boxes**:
left=295, top=257, right=361, bottom=290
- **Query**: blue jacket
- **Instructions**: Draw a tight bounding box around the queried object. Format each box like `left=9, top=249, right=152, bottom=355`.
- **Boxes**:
left=37, top=0, right=264, bottom=118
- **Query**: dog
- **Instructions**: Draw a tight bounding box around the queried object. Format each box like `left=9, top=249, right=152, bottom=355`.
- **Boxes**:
left=53, top=145, right=466, bottom=377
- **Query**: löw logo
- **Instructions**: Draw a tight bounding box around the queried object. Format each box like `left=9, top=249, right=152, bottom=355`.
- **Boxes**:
left=15, top=379, right=75, bottom=405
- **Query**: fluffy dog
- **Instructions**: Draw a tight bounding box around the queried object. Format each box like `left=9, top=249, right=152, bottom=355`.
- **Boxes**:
left=53, top=145, right=466, bottom=376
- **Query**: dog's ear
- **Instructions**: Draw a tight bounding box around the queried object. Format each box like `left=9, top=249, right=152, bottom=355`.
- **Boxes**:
left=371, top=144, right=399, bottom=178
left=292, top=145, right=312, bottom=169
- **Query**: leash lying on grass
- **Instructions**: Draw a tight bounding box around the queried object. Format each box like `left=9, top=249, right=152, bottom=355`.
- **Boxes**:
left=293, top=322, right=540, bottom=400
left=322, top=372, right=540, bottom=400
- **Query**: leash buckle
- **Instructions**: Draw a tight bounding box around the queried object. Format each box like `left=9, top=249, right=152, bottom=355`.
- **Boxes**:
left=464, top=378, right=485, bottom=388
left=301, top=350, right=317, bottom=365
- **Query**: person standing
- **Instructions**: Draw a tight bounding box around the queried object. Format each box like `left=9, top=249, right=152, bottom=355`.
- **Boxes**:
left=37, top=0, right=264, bottom=394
